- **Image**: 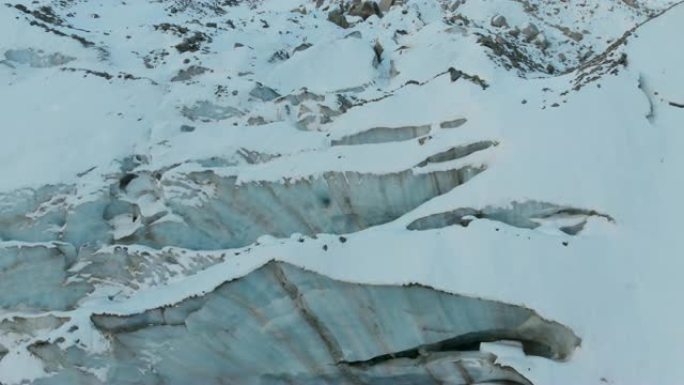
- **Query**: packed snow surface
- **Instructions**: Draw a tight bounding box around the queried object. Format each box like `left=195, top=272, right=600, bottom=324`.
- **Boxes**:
left=1, top=0, right=683, bottom=384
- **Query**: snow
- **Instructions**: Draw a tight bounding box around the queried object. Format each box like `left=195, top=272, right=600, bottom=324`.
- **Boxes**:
left=267, top=36, right=377, bottom=94
left=1, top=0, right=684, bottom=384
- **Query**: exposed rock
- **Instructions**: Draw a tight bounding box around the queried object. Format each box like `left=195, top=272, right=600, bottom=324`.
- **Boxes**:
left=345, top=31, right=362, bottom=39
left=521, top=23, right=540, bottom=42
left=247, top=116, right=267, bottom=126
left=490, top=15, right=508, bottom=28
left=170, top=65, right=210, bottom=82
left=154, top=22, right=189, bottom=36
left=293, top=42, right=312, bottom=54
left=378, top=0, right=394, bottom=13
left=348, top=1, right=381, bottom=20
left=237, top=148, right=281, bottom=164
left=559, top=26, right=584, bottom=42
left=477, top=35, right=545, bottom=73
left=448, top=67, right=489, bottom=89
left=327, top=8, right=349, bottom=29
left=268, top=49, right=290, bottom=63
left=534, top=33, right=549, bottom=50
left=372, top=40, right=384, bottom=67
left=174, top=31, right=211, bottom=53
left=319, top=105, right=342, bottom=124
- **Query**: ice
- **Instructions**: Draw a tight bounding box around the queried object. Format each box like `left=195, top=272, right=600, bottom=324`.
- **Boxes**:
left=1, top=0, right=683, bottom=384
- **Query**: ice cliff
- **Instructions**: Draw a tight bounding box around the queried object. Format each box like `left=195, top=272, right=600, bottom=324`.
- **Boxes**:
left=1, top=0, right=684, bottom=384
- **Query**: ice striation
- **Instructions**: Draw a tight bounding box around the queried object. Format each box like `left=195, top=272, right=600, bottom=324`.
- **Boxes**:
left=25, top=261, right=579, bottom=385
left=0, top=165, right=484, bottom=250
left=408, top=200, right=614, bottom=235
left=2, top=0, right=684, bottom=384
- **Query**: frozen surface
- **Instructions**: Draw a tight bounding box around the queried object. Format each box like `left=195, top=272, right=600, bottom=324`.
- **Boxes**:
left=1, top=0, right=684, bottom=384
left=63, top=261, right=577, bottom=385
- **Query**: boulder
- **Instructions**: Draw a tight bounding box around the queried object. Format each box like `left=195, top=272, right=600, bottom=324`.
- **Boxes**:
left=348, top=1, right=380, bottom=20
left=490, top=15, right=508, bottom=28
left=522, top=23, right=540, bottom=42
left=378, top=0, right=394, bottom=13
left=327, top=8, right=349, bottom=28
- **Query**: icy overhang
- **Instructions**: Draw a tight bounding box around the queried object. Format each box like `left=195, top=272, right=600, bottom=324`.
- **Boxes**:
left=51, top=261, right=583, bottom=385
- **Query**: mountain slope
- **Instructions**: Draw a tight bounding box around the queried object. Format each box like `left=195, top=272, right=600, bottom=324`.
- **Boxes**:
left=1, top=0, right=683, bottom=384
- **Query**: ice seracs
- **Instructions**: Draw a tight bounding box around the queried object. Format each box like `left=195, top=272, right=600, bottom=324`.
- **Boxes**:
left=2, top=0, right=684, bottom=384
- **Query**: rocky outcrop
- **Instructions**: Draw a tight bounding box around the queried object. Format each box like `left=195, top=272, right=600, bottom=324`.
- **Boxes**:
left=327, top=8, right=349, bottom=28
left=348, top=1, right=381, bottom=20
left=491, top=15, right=508, bottom=28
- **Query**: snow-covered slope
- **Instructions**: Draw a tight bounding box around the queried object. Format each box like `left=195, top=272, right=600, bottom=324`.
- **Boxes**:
left=1, top=0, right=683, bottom=384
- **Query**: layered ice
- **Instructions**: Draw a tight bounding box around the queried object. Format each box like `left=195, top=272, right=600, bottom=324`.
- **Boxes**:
left=2, top=0, right=683, bottom=384
left=26, top=261, right=579, bottom=385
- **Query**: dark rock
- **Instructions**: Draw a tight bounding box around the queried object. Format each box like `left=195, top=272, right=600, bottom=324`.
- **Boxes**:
left=378, top=0, right=394, bottom=13
left=345, top=31, right=362, bottom=39
left=268, top=49, right=290, bottom=63
left=293, top=43, right=312, bottom=54
left=521, top=23, right=539, bottom=42
left=247, top=116, right=267, bottom=126
left=119, top=173, right=138, bottom=190
left=327, top=8, right=349, bottom=28
left=349, top=1, right=381, bottom=20
left=175, top=32, right=210, bottom=53
left=171, top=65, right=210, bottom=82
left=372, top=40, right=384, bottom=66
left=154, top=23, right=189, bottom=36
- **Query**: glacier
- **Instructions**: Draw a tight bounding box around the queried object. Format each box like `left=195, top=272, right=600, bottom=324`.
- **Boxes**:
left=27, top=261, right=579, bottom=385
left=1, top=0, right=684, bottom=384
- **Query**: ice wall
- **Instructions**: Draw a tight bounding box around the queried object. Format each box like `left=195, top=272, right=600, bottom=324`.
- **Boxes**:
left=26, top=262, right=579, bottom=385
